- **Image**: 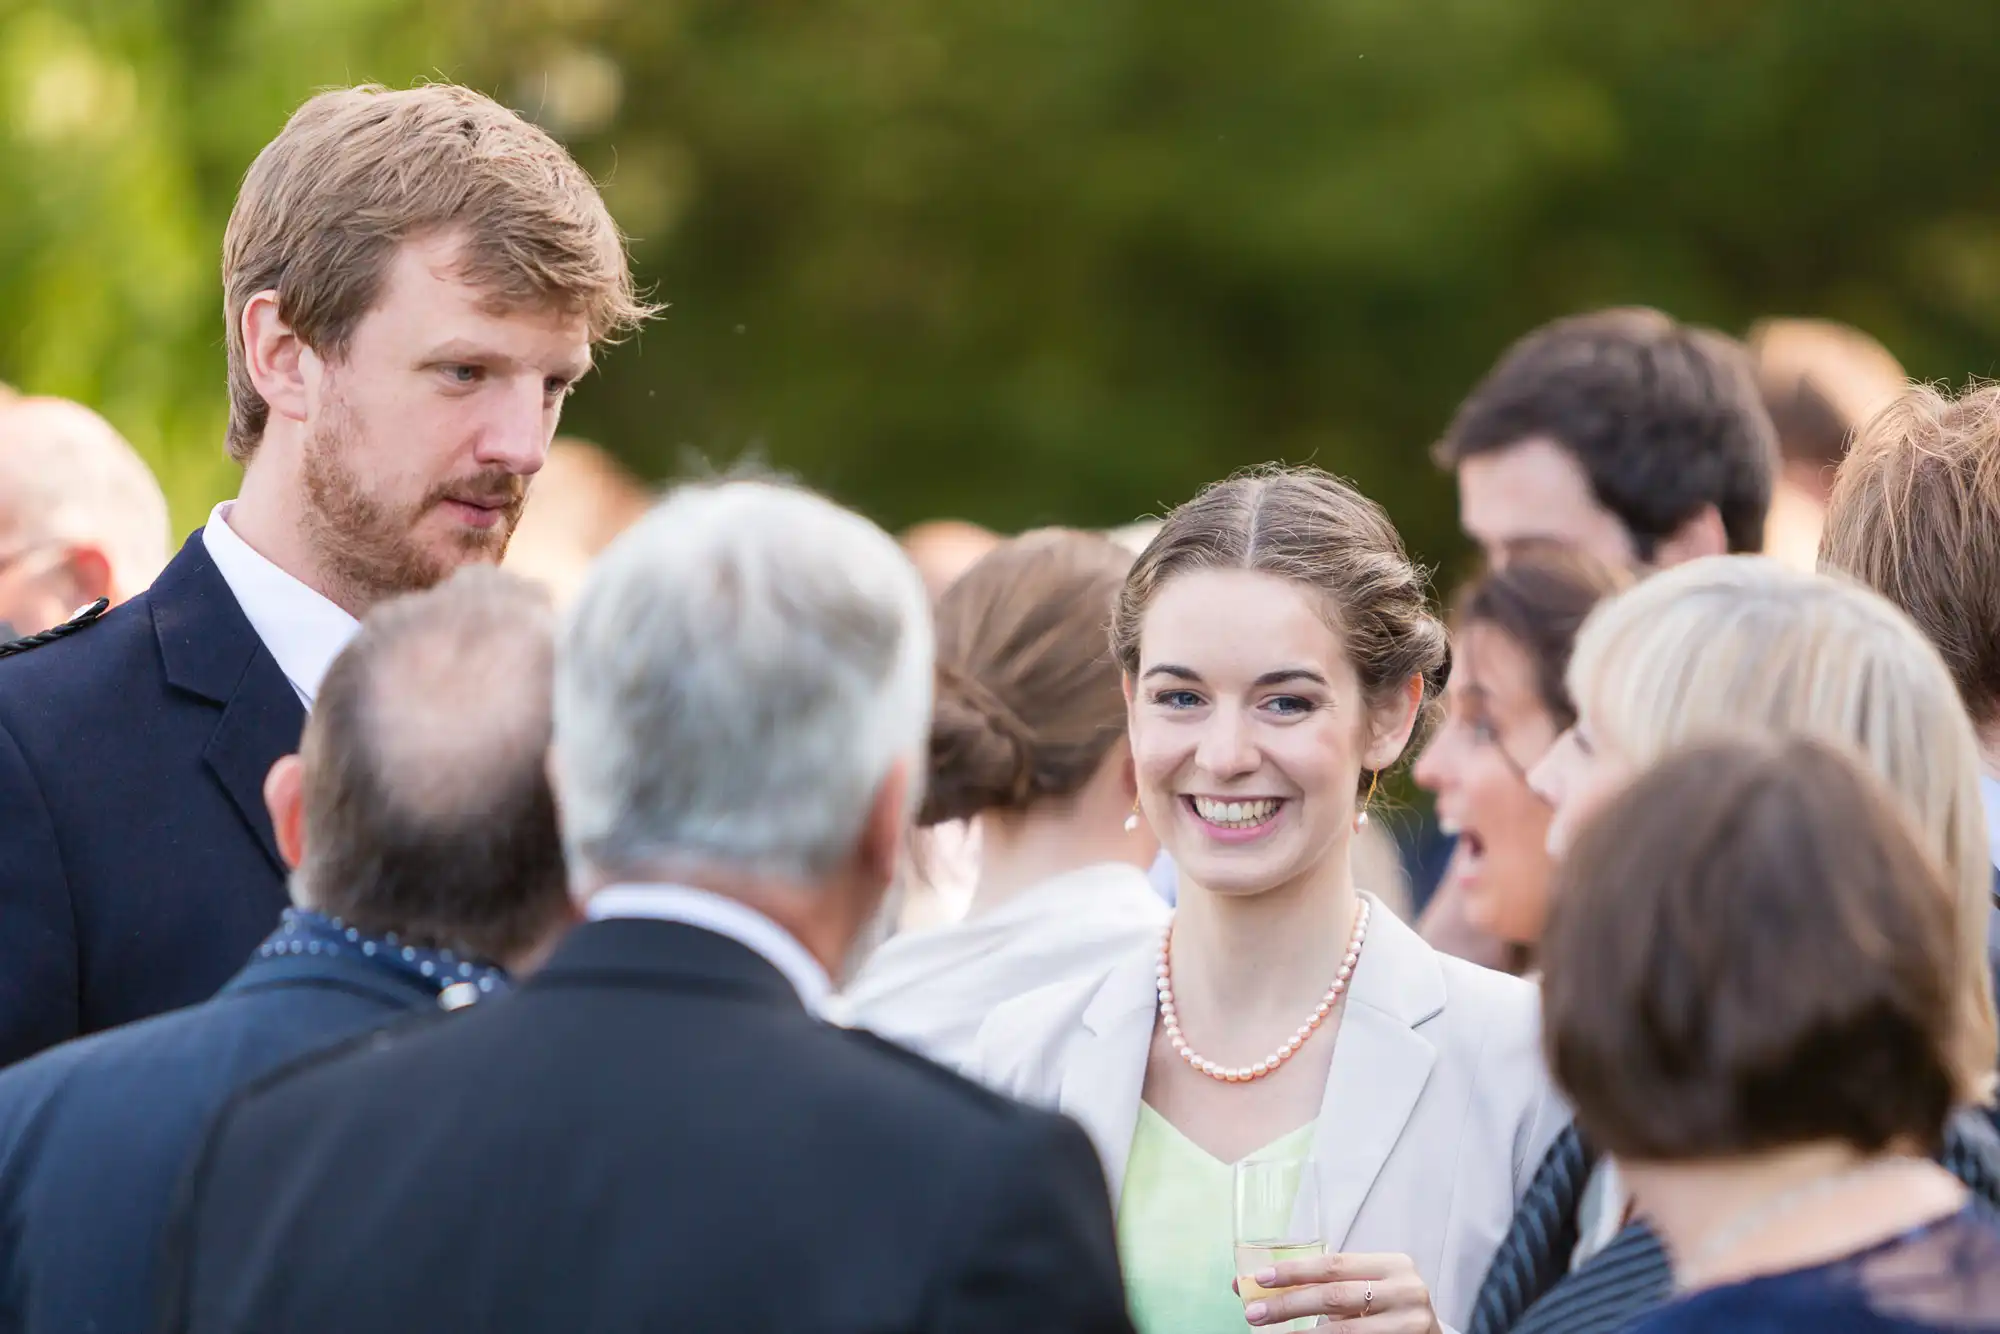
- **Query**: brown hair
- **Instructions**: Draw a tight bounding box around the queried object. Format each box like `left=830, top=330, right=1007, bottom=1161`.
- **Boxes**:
left=1543, top=736, right=1963, bottom=1161
left=1819, top=384, right=2000, bottom=728
left=1748, top=318, right=1906, bottom=470
left=222, top=83, right=654, bottom=461
left=1111, top=465, right=1449, bottom=803
left=1453, top=544, right=1633, bottom=733
left=300, top=566, right=570, bottom=963
left=922, top=529, right=1133, bottom=826
left=1436, top=308, right=1777, bottom=558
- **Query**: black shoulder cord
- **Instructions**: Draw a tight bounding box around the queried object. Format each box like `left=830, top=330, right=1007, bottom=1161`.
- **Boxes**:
left=0, top=598, right=110, bottom=659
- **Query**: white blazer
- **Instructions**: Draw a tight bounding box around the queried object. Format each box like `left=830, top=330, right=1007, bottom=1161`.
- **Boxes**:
left=971, top=895, right=1566, bottom=1334
left=832, top=862, right=1169, bottom=1071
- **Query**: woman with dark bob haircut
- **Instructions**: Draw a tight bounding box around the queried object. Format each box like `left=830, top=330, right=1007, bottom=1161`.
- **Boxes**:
left=1542, top=736, right=2000, bottom=1333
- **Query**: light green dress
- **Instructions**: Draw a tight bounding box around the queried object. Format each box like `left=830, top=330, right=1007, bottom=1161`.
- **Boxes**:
left=1117, top=1104, right=1318, bottom=1334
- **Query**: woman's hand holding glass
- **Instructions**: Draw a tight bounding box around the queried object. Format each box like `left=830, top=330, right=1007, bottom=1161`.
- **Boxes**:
left=1242, top=1251, right=1442, bottom=1331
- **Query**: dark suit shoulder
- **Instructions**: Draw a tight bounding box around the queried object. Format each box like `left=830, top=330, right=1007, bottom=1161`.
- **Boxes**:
left=0, top=597, right=107, bottom=659
left=215, top=1007, right=455, bottom=1119
left=829, top=1023, right=1061, bottom=1126
left=0, top=587, right=157, bottom=715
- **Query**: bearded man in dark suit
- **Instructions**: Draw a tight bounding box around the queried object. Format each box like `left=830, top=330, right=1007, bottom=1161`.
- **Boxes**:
left=0, top=81, right=649, bottom=1065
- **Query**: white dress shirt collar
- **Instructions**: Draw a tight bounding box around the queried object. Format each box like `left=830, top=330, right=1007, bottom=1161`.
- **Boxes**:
left=202, top=501, right=359, bottom=707
left=585, top=883, right=834, bottom=1016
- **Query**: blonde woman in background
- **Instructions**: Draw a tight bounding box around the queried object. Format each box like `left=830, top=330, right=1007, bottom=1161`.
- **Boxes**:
left=1536, top=557, right=1996, bottom=1089
left=1469, top=555, right=2000, bottom=1334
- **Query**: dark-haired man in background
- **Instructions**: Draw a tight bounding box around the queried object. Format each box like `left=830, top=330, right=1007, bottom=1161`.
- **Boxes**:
left=0, top=567, right=574, bottom=1334
left=1415, top=307, right=1781, bottom=958
left=1435, top=306, right=1777, bottom=572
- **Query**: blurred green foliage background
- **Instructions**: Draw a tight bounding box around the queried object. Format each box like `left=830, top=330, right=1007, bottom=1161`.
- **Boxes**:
left=7, top=0, right=2000, bottom=581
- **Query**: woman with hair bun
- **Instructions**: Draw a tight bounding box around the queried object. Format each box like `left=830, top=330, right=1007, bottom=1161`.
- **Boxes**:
left=977, top=467, right=1564, bottom=1334
left=837, top=529, right=1167, bottom=1069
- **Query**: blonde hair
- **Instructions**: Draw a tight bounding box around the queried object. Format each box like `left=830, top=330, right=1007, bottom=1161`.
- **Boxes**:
left=1568, top=555, right=1998, bottom=1093
left=223, top=84, right=654, bottom=461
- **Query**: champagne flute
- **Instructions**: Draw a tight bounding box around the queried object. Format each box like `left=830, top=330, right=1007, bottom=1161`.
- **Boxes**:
left=1233, top=1154, right=1324, bottom=1333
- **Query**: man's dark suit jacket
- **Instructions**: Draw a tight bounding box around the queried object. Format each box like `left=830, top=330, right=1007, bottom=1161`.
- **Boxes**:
left=162, top=918, right=1136, bottom=1334
left=0, top=531, right=302, bottom=1065
left=0, top=947, right=440, bottom=1334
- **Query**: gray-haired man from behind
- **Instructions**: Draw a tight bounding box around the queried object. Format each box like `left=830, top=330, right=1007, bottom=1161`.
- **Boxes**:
left=0, top=567, right=575, bottom=1334
left=162, top=479, right=1136, bottom=1334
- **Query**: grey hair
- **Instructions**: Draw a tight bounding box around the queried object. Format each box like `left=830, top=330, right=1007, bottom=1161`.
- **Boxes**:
left=554, top=479, right=933, bottom=884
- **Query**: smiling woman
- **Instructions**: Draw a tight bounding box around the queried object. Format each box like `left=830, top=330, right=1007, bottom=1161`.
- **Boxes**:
left=1414, top=548, right=1632, bottom=963
left=974, top=465, right=1568, bottom=1334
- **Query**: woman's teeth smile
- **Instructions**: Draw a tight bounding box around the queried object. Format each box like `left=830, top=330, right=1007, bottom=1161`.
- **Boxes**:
left=1187, top=795, right=1283, bottom=829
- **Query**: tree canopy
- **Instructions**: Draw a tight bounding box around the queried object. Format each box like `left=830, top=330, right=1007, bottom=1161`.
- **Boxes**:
left=7, top=0, right=1999, bottom=580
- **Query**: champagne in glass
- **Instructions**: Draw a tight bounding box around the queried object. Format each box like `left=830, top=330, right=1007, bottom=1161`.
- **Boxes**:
left=1233, top=1154, right=1323, bottom=1333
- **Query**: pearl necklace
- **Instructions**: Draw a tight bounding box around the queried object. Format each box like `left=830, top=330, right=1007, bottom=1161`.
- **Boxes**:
left=1155, top=899, right=1371, bottom=1083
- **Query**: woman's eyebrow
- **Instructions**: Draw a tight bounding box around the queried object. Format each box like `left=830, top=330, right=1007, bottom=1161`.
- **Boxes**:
left=1252, top=668, right=1328, bottom=688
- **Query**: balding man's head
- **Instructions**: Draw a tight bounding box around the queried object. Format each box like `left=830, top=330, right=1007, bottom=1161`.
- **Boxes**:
left=272, top=566, right=570, bottom=966
left=0, top=398, right=169, bottom=636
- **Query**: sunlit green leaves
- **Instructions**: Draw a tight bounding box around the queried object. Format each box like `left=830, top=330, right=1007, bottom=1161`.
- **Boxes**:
left=5, top=0, right=2000, bottom=577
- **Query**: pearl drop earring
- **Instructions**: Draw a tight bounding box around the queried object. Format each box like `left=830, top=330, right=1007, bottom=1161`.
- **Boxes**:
left=1124, top=800, right=1141, bottom=834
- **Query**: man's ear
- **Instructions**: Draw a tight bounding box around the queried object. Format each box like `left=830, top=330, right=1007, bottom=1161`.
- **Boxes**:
left=263, top=754, right=308, bottom=871
left=241, top=290, right=314, bottom=428
left=1652, top=503, right=1729, bottom=568
left=55, top=545, right=114, bottom=607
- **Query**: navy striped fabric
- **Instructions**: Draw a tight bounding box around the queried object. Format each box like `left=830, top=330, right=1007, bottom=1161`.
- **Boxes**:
left=1468, top=1124, right=1595, bottom=1334
left=1473, top=1109, right=2000, bottom=1334
left=1509, top=1224, right=1668, bottom=1334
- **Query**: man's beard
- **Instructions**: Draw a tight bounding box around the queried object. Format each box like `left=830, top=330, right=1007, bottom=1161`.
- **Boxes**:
left=300, top=396, right=528, bottom=608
